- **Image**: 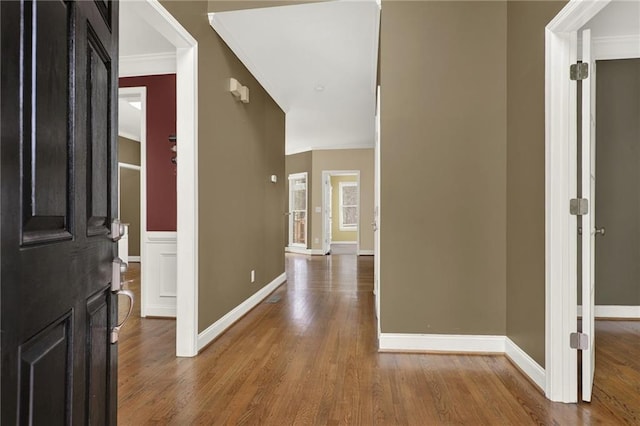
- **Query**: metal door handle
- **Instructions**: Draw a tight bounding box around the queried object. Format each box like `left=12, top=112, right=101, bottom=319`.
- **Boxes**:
left=112, top=258, right=128, bottom=292
left=111, top=289, right=135, bottom=344
left=578, top=227, right=605, bottom=236
left=110, top=218, right=126, bottom=241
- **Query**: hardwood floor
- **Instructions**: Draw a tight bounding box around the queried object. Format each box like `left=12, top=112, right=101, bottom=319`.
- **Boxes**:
left=119, top=255, right=640, bottom=425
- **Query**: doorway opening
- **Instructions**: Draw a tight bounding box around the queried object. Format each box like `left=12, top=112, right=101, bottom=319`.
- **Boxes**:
left=545, top=0, right=640, bottom=403
left=321, top=171, right=361, bottom=256
left=117, top=87, right=145, bottom=268
left=118, top=0, right=198, bottom=357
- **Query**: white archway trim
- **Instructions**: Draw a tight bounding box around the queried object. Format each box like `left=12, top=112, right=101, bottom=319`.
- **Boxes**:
left=125, top=0, right=199, bottom=357
left=545, top=0, right=610, bottom=403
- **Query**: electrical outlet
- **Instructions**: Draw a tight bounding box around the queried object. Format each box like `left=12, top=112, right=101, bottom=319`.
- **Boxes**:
left=314, top=237, right=319, bottom=244
left=251, top=270, right=255, bottom=283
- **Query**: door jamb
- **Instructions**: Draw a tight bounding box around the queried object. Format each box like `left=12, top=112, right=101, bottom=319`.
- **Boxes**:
left=545, top=0, right=610, bottom=402
left=118, top=86, right=147, bottom=315
left=126, top=0, right=199, bottom=357
left=321, top=170, right=361, bottom=256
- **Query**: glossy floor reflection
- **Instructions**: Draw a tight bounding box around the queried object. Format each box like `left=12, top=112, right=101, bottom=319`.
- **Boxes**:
left=118, top=254, right=640, bottom=425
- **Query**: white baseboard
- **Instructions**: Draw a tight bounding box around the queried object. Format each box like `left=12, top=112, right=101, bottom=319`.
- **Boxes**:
left=379, top=333, right=546, bottom=391
left=128, top=256, right=141, bottom=263
left=286, top=246, right=310, bottom=255
left=285, top=246, right=325, bottom=255
left=577, top=305, right=640, bottom=319
left=144, top=305, right=177, bottom=318
left=505, top=337, right=546, bottom=391
left=358, top=250, right=374, bottom=256
left=332, top=241, right=358, bottom=245
left=379, top=333, right=505, bottom=353
left=197, top=272, right=287, bottom=351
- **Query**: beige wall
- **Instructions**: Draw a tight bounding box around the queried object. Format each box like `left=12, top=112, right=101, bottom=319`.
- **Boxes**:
left=330, top=175, right=358, bottom=242
left=285, top=149, right=374, bottom=252
left=380, top=1, right=507, bottom=335
left=162, top=1, right=286, bottom=333
left=593, top=59, right=640, bottom=306
left=119, top=136, right=140, bottom=165
left=118, top=137, right=141, bottom=257
left=506, top=1, right=566, bottom=367
left=312, top=149, right=374, bottom=252
left=285, top=151, right=312, bottom=248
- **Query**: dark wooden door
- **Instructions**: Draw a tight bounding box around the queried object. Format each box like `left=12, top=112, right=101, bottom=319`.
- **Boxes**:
left=1, top=0, right=120, bottom=424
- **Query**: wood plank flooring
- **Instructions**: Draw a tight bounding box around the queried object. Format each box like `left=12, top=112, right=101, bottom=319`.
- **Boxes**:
left=118, top=255, right=640, bottom=425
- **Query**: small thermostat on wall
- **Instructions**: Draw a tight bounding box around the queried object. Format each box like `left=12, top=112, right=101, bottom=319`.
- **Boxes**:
left=270, top=175, right=277, bottom=183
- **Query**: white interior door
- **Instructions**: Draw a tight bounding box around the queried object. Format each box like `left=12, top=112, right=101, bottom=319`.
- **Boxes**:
left=288, top=173, right=308, bottom=248
left=581, top=28, right=596, bottom=403
left=323, top=173, right=332, bottom=254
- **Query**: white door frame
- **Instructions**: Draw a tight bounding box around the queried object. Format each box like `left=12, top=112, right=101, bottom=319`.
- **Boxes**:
left=321, top=170, right=361, bottom=255
left=322, top=173, right=332, bottom=254
left=544, top=0, right=610, bottom=402
left=118, top=86, right=148, bottom=312
left=124, top=0, right=199, bottom=357
left=288, top=172, right=309, bottom=248
left=117, top=162, right=141, bottom=263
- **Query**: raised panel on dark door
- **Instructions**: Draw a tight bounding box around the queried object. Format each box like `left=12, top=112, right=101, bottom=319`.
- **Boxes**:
left=1, top=0, right=119, bottom=424
left=21, top=0, right=72, bottom=245
left=86, top=27, right=112, bottom=236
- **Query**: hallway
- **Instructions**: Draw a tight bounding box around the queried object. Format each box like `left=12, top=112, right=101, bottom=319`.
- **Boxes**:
left=118, top=255, right=636, bottom=425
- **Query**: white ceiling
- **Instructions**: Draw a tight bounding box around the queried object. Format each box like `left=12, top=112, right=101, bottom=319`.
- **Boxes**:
left=210, top=1, right=380, bottom=155
left=119, top=2, right=175, bottom=57
left=585, top=0, right=640, bottom=37
left=118, top=98, right=142, bottom=142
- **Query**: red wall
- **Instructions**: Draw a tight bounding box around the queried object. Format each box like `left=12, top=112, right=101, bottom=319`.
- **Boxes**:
left=120, top=74, right=176, bottom=231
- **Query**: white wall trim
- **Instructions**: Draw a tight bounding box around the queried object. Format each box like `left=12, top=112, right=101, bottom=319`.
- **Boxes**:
left=285, top=247, right=324, bottom=255
left=118, top=130, right=141, bottom=142
left=592, top=35, right=640, bottom=60
left=128, top=256, right=141, bottom=263
left=545, top=0, right=611, bottom=403
left=578, top=305, right=640, bottom=319
left=147, top=231, right=178, bottom=241
left=379, top=334, right=546, bottom=390
left=144, top=305, right=176, bottom=317
left=332, top=241, right=358, bottom=245
left=286, top=143, right=374, bottom=156
left=285, top=246, right=310, bottom=255
left=505, top=338, right=546, bottom=392
left=379, top=333, right=506, bottom=353
left=119, top=52, right=177, bottom=78
left=198, top=272, right=287, bottom=351
left=358, top=250, right=374, bottom=256
left=127, top=0, right=200, bottom=358
left=119, top=162, right=141, bottom=172
left=142, top=231, right=177, bottom=318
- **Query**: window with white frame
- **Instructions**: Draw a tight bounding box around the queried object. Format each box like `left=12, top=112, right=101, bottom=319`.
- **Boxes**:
left=339, top=181, right=358, bottom=231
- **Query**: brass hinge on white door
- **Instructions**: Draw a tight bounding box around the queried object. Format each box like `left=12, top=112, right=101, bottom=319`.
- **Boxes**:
left=570, top=198, right=589, bottom=216
left=570, top=62, right=589, bottom=80
left=570, top=332, right=589, bottom=350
